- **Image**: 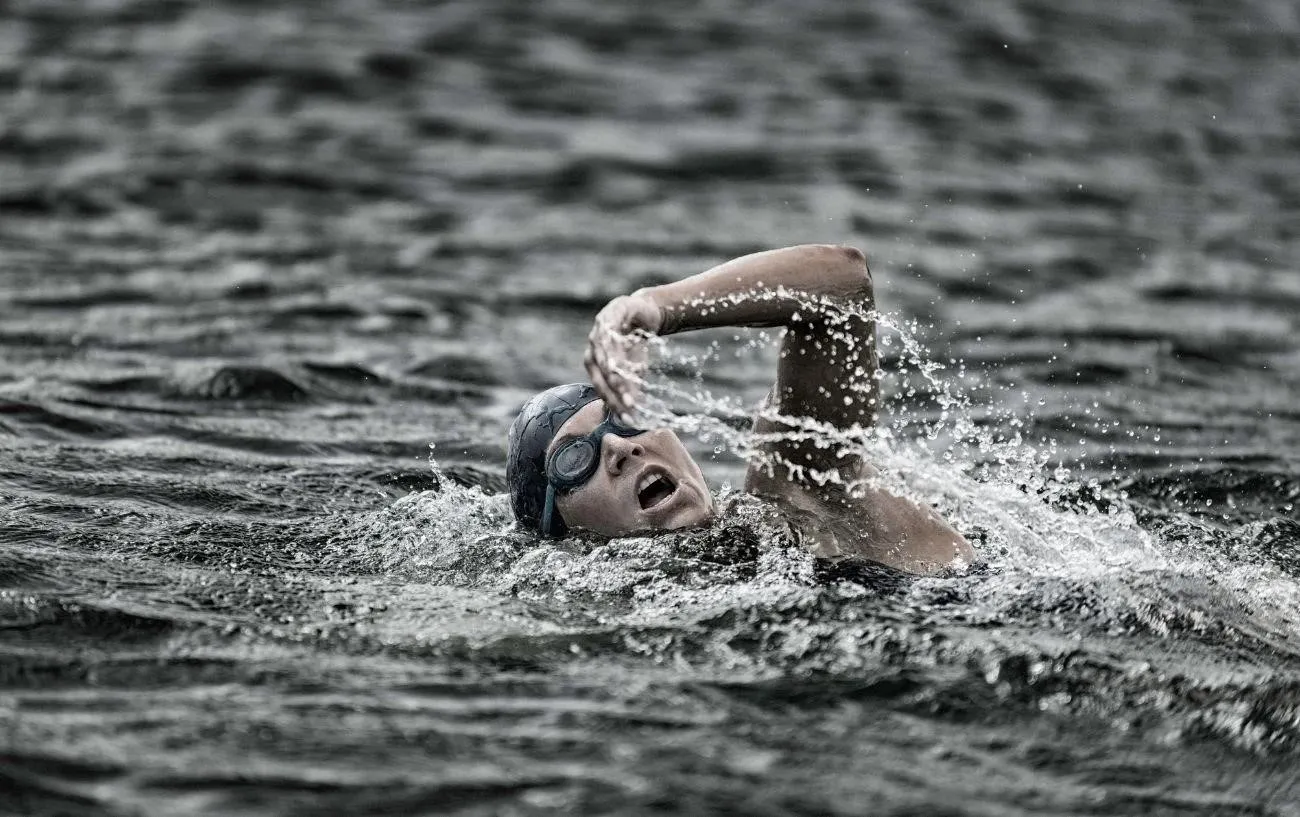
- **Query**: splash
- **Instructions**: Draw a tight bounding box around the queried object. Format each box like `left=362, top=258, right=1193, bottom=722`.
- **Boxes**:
left=592, top=289, right=1166, bottom=575
left=371, top=290, right=1298, bottom=676
left=320, top=292, right=1300, bottom=758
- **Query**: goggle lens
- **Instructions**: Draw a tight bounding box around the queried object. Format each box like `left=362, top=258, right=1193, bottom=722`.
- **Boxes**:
left=551, top=438, right=598, bottom=484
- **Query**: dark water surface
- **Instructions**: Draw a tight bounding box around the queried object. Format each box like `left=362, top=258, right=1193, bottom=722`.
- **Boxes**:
left=3, top=1, right=1300, bottom=814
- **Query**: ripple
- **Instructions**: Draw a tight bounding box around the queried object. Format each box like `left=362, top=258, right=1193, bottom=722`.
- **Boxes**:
left=174, top=366, right=310, bottom=402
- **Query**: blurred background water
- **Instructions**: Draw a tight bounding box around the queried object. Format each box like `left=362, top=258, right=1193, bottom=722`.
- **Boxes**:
left=1, top=0, right=1299, bottom=815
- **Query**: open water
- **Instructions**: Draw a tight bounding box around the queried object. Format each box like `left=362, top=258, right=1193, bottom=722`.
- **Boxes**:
left=2, top=0, right=1299, bottom=815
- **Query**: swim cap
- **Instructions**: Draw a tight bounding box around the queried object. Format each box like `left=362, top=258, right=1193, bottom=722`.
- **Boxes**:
left=506, top=383, right=600, bottom=534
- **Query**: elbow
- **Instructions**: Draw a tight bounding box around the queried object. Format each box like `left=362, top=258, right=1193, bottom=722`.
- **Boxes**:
left=821, top=244, right=872, bottom=303
left=836, top=244, right=866, bottom=267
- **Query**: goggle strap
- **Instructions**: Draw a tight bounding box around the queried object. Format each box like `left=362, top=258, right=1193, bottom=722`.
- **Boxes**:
left=541, top=483, right=558, bottom=536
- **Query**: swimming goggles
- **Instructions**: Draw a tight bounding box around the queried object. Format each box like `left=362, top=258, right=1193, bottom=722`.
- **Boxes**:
left=541, top=409, right=646, bottom=535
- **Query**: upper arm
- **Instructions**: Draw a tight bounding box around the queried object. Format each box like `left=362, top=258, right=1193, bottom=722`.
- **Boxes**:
left=745, top=246, right=878, bottom=489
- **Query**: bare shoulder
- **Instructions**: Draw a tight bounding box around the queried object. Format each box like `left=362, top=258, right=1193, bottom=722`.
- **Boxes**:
left=747, top=470, right=975, bottom=575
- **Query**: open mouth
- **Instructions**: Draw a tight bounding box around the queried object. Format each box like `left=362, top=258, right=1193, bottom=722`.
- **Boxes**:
left=636, top=471, right=677, bottom=510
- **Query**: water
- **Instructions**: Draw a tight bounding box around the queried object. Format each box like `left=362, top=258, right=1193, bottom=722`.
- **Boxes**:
left=3, top=0, right=1300, bottom=814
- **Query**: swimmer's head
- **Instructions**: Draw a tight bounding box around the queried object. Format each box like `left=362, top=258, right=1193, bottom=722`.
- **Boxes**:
left=506, top=383, right=714, bottom=537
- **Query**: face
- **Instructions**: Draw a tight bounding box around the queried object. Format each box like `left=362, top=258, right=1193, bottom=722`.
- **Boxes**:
left=547, top=401, right=715, bottom=537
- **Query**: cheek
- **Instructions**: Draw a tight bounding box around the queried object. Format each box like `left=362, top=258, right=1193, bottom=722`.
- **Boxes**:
left=557, top=480, right=633, bottom=531
left=650, top=433, right=691, bottom=467
left=669, top=442, right=705, bottom=484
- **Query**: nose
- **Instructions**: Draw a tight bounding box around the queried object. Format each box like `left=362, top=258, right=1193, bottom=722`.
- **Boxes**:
left=601, top=434, right=644, bottom=476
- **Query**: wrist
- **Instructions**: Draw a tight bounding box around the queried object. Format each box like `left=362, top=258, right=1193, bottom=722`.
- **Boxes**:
left=634, top=286, right=683, bottom=336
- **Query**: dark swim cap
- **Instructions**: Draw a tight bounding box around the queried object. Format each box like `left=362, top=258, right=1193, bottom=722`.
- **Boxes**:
left=506, top=383, right=600, bottom=535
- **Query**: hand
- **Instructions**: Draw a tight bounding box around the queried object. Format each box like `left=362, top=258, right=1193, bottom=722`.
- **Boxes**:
left=583, top=292, right=663, bottom=421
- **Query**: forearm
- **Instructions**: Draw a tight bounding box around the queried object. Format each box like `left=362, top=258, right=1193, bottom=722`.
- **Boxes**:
left=637, top=245, right=871, bottom=335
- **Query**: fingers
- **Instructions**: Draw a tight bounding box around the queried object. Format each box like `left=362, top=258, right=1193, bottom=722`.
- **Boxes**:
left=584, top=300, right=650, bottom=423
left=585, top=321, right=626, bottom=418
left=586, top=352, right=621, bottom=416
left=589, top=354, right=638, bottom=423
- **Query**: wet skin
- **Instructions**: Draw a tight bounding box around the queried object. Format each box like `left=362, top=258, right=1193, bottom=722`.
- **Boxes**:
left=567, top=244, right=975, bottom=573
left=548, top=400, right=715, bottom=537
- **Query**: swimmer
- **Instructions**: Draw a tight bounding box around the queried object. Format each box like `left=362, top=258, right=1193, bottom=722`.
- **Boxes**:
left=506, top=245, right=975, bottom=575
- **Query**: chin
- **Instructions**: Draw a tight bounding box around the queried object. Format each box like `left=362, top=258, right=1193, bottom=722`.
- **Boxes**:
left=664, top=496, right=716, bottom=531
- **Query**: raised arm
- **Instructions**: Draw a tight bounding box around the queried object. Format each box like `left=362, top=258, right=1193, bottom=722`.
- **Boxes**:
left=585, top=244, right=974, bottom=572
left=586, top=244, right=876, bottom=431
